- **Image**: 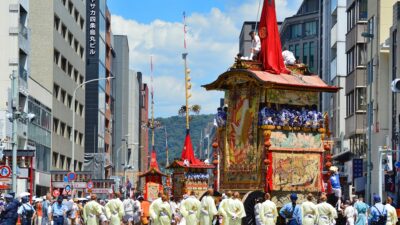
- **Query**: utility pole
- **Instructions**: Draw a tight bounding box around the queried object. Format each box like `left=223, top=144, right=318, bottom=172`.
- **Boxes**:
left=362, top=30, right=374, bottom=204
left=10, top=70, right=18, bottom=192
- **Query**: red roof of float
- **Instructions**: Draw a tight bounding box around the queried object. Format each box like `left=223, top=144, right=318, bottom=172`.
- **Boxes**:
left=202, top=69, right=339, bottom=93
left=139, top=150, right=167, bottom=177
left=252, top=71, right=338, bottom=91
left=168, top=160, right=214, bottom=169
left=167, top=133, right=214, bottom=169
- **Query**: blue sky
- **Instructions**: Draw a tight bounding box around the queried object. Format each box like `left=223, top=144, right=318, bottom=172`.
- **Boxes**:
left=108, top=0, right=302, bottom=117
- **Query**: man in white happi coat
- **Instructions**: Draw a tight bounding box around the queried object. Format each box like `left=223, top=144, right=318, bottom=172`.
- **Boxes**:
left=316, top=194, right=337, bottom=225
left=83, top=194, right=103, bottom=225
left=343, top=200, right=356, bottom=225
left=226, top=192, right=246, bottom=225
left=200, top=189, right=218, bottom=225
left=385, top=197, right=398, bottom=225
left=254, top=197, right=264, bottom=225
left=301, top=194, right=318, bottom=225
left=180, top=191, right=201, bottom=225
left=159, top=195, right=172, bottom=225
left=149, top=193, right=163, bottom=225
left=105, top=193, right=125, bottom=225
left=218, top=191, right=233, bottom=225
left=259, top=193, right=278, bottom=225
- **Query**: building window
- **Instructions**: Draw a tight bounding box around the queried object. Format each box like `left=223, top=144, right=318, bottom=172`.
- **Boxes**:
left=52, top=152, right=59, bottom=168
left=67, top=95, right=72, bottom=108
left=60, top=89, right=66, bottom=104
left=60, top=122, right=66, bottom=137
left=346, top=91, right=355, bottom=116
left=60, top=155, right=65, bottom=169
left=36, top=145, right=50, bottom=172
left=288, top=45, right=294, bottom=52
left=304, top=21, right=317, bottom=36
left=53, top=50, right=60, bottom=65
left=61, top=23, right=67, bottom=39
left=54, top=15, right=60, bottom=31
left=53, top=118, right=59, bottom=134
left=356, top=87, right=367, bottom=111
left=53, top=84, right=59, bottom=99
left=60, top=56, right=67, bottom=72
left=290, top=24, right=302, bottom=39
left=347, top=48, right=355, bottom=74
left=357, top=44, right=367, bottom=66
left=347, top=4, right=356, bottom=32
left=80, top=17, right=84, bottom=30
left=358, top=0, right=367, bottom=21
left=303, top=42, right=309, bottom=65
left=67, top=31, right=73, bottom=46
left=294, top=44, right=300, bottom=60
left=67, top=157, right=71, bottom=170
left=309, top=42, right=315, bottom=72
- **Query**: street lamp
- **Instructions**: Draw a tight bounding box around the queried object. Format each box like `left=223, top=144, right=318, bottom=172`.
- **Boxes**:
left=361, top=31, right=374, bottom=204
left=71, top=77, right=114, bottom=173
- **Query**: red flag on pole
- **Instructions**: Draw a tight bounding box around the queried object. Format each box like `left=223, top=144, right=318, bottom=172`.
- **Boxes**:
left=258, top=0, right=290, bottom=74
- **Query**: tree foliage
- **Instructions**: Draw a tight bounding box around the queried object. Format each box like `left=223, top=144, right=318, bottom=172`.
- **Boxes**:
left=149, top=114, right=215, bottom=169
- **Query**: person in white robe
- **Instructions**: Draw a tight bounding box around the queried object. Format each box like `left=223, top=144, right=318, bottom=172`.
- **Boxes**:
left=105, top=193, right=125, bottom=225
left=385, top=197, right=398, bottom=225
left=301, top=194, right=318, bottom=225
left=226, top=192, right=246, bottom=225
left=343, top=200, right=356, bottom=225
left=149, top=194, right=163, bottom=225
left=218, top=192, right=233, bottom=225
left=200, top=189, right=218, bottom=225
left=316, top=194, right=338, bottom=225
left=180, top=191, right=201, bottom=225
left=159, top=195, right=172, bottom=225
left=260, top=193, right=278, bottom=225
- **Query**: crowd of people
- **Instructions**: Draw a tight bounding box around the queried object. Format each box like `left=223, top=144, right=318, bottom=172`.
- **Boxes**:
left=0, top=189, right=397, bottom=225
left=0, top=192, right=146, bottom=225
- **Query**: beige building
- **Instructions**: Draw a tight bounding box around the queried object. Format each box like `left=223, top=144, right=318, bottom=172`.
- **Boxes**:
left=30, top=0, right=86, bottom=177
left=365, top=0, right=395, bottom=201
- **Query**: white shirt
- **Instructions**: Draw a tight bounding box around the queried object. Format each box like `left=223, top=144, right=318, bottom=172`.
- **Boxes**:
left=282, top=50, right=296, bottom=65
left=252, top=35, right=261, bottom=52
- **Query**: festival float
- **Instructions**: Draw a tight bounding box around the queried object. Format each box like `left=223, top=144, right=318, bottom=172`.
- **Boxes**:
left=167, top=19, right=214, bottom=198
left=139, top=60, right=166, bottom=201
left=202, top=0, right=339, bottom=206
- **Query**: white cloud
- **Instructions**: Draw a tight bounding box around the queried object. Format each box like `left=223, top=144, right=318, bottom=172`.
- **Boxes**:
left=111, top=0, right=301, bottom=117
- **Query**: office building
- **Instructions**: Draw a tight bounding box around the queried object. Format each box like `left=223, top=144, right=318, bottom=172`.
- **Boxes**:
left=111, top=35, right=142, bottom=185
left=127, top=70, right=141, bottom=185
left=112, top=35, right=129, bottom=179
left=280, top=0, right=320, bottom=74
left=84, top=0, right=114, bottom=179
left=366, top=0, right=395, bottom=200
left=29, top=0, right=87, bottom=193
left=344, top=0, right=368, bottom=197
left=321, top=0, right=350, bottom=185
left=0, top=0, right=37, bottom=194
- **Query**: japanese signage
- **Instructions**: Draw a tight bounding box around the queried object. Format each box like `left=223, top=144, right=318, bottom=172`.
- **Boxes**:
left=88, top=0, right=97, bottom=56
left=52, top=182, right=87, bottom=189
left=352, top=158, right=363, bottom=180
left=88, top=188, right=113, bottom=194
